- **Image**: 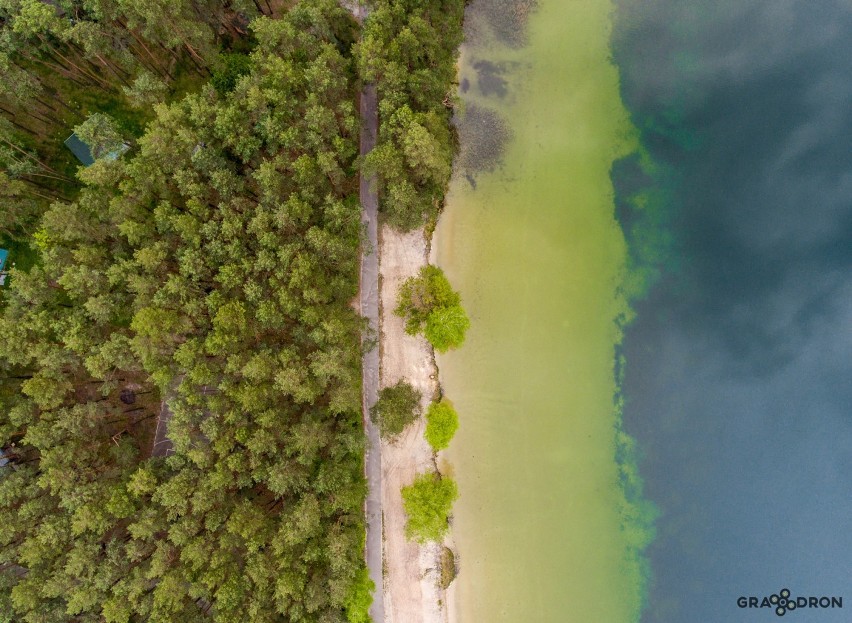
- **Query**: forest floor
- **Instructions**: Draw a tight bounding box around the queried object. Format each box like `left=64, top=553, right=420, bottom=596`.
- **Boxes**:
left=378, top=225, right=446, bottom=623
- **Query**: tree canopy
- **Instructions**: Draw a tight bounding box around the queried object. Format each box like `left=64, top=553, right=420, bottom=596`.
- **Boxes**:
left=0, top=3, right=374, bottom=621
left=424, top=399, right=459, bottom=452
left=395, top=264, right=470, bottom=352
left=356, top=0, right=466, bottom=231
left=401, top=472, right=458, bottom=544
left=0, top=0, right=469, bottom=618
left=370, top=379, right=421, bottom=441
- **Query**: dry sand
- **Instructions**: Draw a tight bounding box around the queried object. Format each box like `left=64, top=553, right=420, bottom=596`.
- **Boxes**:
left=378, top=225, right=449, bottom=623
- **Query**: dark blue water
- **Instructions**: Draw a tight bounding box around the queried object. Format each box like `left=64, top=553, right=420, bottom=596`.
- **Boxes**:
left=612, top=1, right=852, bottom=621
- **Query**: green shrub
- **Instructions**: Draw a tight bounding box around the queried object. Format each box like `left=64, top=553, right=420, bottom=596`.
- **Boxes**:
left=343, top=567, right=374, bottom=623
left=395, top=265, right=469, bottom=352
left=370, top=379, right=421, bottom=440
left=395, top=265, right=459, bottom=332
left=424, top=399, right=459, bottom=451
left=424, top=304, right=470, bottom=353
left=401, top=472, right=458, bottom=544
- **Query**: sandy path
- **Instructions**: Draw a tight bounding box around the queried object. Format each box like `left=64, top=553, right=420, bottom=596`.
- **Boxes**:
left=378, top=225, right=446, bottom=623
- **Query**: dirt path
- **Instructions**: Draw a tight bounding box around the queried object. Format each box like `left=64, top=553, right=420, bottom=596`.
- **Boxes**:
left=378, top=226, right=446, bottom=623
left=358, top=83, right=384, bottom=623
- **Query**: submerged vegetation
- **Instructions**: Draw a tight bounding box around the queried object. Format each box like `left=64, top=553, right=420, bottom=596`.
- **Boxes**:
left=433, top=0, right=658, bottom=618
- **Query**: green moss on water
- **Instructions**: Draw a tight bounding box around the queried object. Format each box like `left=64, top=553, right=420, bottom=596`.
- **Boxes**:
left=434, top=0, right=656, bottom=620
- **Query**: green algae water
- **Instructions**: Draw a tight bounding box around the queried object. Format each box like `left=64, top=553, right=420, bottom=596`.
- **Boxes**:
left=433, top=1, right=654, bottom=621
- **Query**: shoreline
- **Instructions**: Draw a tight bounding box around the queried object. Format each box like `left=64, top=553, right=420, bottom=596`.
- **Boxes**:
left=377, top=224, right=452, bottom=623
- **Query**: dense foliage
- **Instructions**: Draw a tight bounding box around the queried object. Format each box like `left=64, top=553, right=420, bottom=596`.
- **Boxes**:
left=424, top=305, right=470, bottom=353
left=0, top=2, right=375, bottom=621
left=394, top=265, right=469, bottom=352
left=342, top=568, right=374, bottom=623
left=401, top=472, right=458, bottom=544
left=0, top=0, right=472, bottom=617
left=356, top=0, right=466, bottom=230
left=210, top=53, right=253, bottom=95
left=0, top=0, right=280, bottom=231
left=370, top=379, right=421, bottom=441
left=424, top=399, right=458, bottom=452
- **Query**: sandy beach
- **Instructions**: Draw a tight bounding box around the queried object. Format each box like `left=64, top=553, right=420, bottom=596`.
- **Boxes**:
left=378, top=225, right=450, bottom=623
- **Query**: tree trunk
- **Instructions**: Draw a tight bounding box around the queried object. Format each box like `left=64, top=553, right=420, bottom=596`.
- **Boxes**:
left=24, top=187, right=69, bottom=203
left=19, top=54, right=91, bottom=89
left=22, top=107, right=56, bottom=128
left=251, top=0, right=267, bottom=15
left=0, top=113, right=37, bottom=136
left=122, top=24, right=174, bottom=80
left=24, top=172, right=75, bottom=184
left=183, top=42, right=208, bottom=75
left=95, top=53, right=132, bottom=87
left=42, top=38, right=111, bottom=90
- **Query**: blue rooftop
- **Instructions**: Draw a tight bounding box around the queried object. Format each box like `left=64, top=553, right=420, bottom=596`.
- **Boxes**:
left=0, top=248, right=8, bottom=286
left=64, top=132, right=95, bottom=166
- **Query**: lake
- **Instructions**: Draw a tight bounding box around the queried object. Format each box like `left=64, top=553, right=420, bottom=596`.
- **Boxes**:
left=613, top=0, right=852, bottom=621
left=436, top=0, right=851, bottom=621
left=436, top=0, right=852, bottom=621
left=434, top=0, right=653, bottom=621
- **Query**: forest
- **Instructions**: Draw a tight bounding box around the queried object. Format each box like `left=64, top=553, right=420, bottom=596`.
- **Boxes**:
left=0, top=0, right=464, bottom=621
left=358, top=0, right=465, bottom=231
